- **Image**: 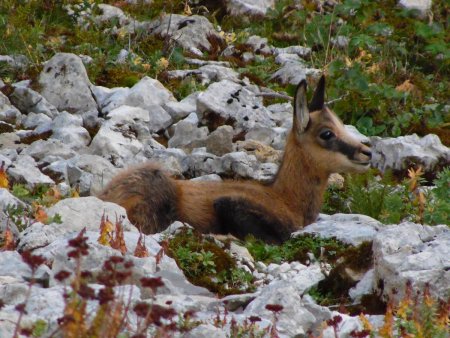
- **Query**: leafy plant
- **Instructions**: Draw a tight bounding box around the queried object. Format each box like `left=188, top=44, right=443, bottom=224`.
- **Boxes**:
left=245, top=233, right=349, bottom=265
left=167, top=228, right=254, bottom=295
left=323, top=167, right=449, bottom=226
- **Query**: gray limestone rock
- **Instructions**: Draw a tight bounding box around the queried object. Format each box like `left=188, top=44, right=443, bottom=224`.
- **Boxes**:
left=148, top=14, right=223, bottom=55
left=246, top=35, right=273, bottom=54
left=398, top=0, right=432, bottom=17
left=0, top=54, right=29, bottom=70
left=7, top=155, right=55, bottom=189
left=206, top=125, right=234, bottom=156
left=168, top=119, right=209, bottom=152
left=167, top=64, right=240, bottom=85
left=373, top=222, right=450, bottom=302
left=21, top=139, right=77, bottom=162
left=270, top=61, right=321, bottom=85
left=294, top=213, right=382, bottom=246
left=50, top=111, right=91, bottom=150
left=89, top=122, right=144, bottom=167
left=274, top=45, right=312, bottom=59
left=245, top=283, right=317, bottom=336
left=197, top=80, right=275, bottom=133
left=226, top=0, right=275, bottom=17
left=21, top=112, right=52, bottom=129
left=98, top=76, right=176, bottom=114
left=10, top=86, right=59, bottom=119
left=0, top=92, right=22, bottom=126
left=38, top=53, right=97, bottom=114
left=18, top=197, right=137, bottom=251
left=0, top=188, right=27, bottom=211
left=371, top=134, right=450, bottom=174
left=164, top=91, right=199, bottom=121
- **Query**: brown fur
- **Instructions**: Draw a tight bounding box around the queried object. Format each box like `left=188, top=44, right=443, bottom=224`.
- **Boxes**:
left=98, top=77, right=372, bottom=243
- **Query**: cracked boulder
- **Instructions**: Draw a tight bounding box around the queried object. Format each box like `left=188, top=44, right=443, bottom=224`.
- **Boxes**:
left=371, top=133, right=450, bottom=177
left=38, top=53, right=98, bottom=114
left=196, top=80, right=275, bottom=134
left=148, top=14, right=224, bottom=56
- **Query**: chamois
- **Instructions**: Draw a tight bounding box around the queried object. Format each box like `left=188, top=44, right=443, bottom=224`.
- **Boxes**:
left=98, top=76, right=372, bottom=243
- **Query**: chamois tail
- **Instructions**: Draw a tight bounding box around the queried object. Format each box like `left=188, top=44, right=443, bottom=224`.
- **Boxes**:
left=97, top=163, right=178, bottom=233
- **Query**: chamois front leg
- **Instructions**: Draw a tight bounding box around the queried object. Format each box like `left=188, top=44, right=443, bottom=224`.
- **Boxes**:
left=213, top=197, right=292, bottom=244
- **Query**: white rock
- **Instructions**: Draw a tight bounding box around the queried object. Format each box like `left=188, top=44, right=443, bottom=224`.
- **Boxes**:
left=373, top=222, right=450, bottom=302
left=190, top=174, right=223, bottom=182
left=349, top=269, right=375, bottom=302
left=0, top=188, right=26, bottom=211
left=345, top=124, right=370, bottom=144
left=270, top=61, right=321, bottom=85
left=38, top=53, right=97, bottom=114
left=321, top=312, right=365, bottom=338
left=206, top=125, right=234, bottom=156
left=246, top=35, right=273, bottom=54
left=100, top=76, right=176, bottom=115
left=398, top=0, right=432, bottom=17
left=7, top=155, right=54, bottom=188
left=168, top=64, right=240, bottom=85
left=89, top=123, right=144, bottom=167
left=44, top=154, right=119, bottom=195
left=21, top=139, right=77, bottom=162
left=197, top=80, right=275, bottom=133
left=371, top=134, right=450, bottom=173
left=21, top=112, right=52, bottom=129
left=18, top=197, right=137, bottom=251
left=245, top=283, right=316, bottom=336
left=294, top=213, right=382, bottom=246
left=226, top=0, right=275, bottom=17
left=0, top=92, right=22, bottom=125
left=10, top=86, right=59, bottom=118
left=274, top=45, right=311, bottom=59
left=221, top=151, right=259, bottom=178
left=51, top=111, right=91, bottom=150
left=168, top=119, right=209, bottom=151
left=184, top=323, right=227, bottom=338
left=95, top=4, right=131, bottom=26
left=148, top=14, right=223, bottom=54
left=0, top=251, right=51, bottom=283
left=163, top=91, right=199, bottom=120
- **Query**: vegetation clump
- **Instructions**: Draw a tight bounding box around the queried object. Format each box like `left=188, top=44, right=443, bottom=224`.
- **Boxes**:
left=166, top=227, right=255, bottom=296
left=323, top=167, right=450, bottom=226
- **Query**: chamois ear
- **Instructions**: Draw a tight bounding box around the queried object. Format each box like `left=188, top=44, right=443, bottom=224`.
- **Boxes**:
left=308, top=75, right=326, bottom=112
left=293, top=80, right=310, bottom=134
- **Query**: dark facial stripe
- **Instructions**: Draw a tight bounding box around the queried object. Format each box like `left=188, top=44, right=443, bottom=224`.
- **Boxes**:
left=325, top=139, right=358, bottom=160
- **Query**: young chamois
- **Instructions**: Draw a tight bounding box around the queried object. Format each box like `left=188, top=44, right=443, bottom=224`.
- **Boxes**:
left=98, top=76, right=372, bottom=243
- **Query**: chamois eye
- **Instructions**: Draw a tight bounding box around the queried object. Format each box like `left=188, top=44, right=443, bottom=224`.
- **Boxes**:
left=319, top=130, right=335, bottom=140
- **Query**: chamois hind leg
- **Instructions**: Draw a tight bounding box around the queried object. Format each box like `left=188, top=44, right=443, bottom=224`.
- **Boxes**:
left=98, top=163, right=178, bottom=234
left=213, top=197, right=292, bottom=244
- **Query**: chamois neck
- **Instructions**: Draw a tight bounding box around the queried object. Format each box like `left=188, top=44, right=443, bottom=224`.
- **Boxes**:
left=271, top=133, right=329, bottom=226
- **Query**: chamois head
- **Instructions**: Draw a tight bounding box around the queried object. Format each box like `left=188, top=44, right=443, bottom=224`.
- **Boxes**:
left=292, top=76, right=372, bottom=174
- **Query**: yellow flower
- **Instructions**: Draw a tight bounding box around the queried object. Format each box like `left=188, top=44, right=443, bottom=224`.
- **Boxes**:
left=157, top=57, right=169, bottom=69
left=133, top=56, right=143, bottom=66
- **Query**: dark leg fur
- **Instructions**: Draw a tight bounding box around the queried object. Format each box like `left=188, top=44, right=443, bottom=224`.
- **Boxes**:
left=213, top=197, right=292, bottom=244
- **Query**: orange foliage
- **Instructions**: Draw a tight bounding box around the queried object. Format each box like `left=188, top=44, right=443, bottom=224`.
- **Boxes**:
left=110, top=217, right=127, bottom=255
left=33, top=203, right=48, bottom=224
left=134, top=233, right=149, bottom=258
left=0, top=161, right=9, bottom=189
left=1, top=225, right=15, bottom=251
left=98, top=212, right=115, bottom=246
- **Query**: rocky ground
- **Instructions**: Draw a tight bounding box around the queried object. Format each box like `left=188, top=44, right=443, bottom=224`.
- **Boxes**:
left=0, top=0, right=449, bottom=337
